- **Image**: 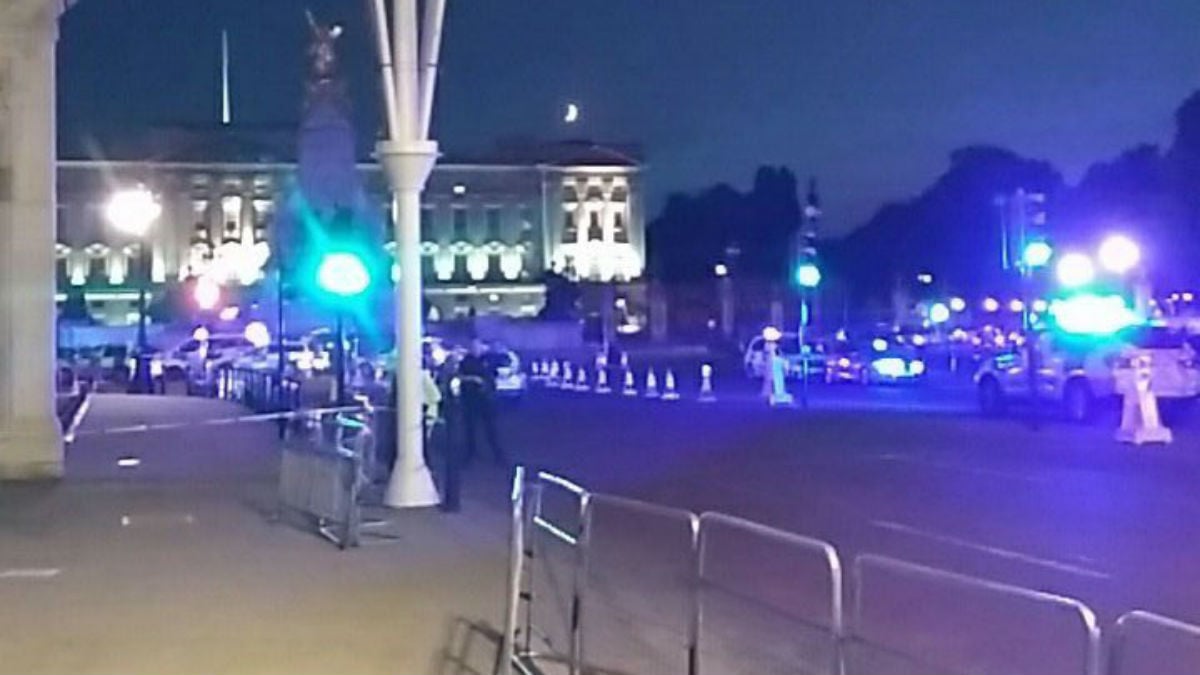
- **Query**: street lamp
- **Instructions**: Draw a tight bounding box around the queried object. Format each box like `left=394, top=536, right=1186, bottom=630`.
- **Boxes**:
left=1098, top=234, right=1140, bottom=275
left=949, top=297, right=966, bottom=313
left=1056, top=253, right=1095, bottom=288
left=929, top=302, right=951, bottom=324
left=106, top=185, right=161, bottom=393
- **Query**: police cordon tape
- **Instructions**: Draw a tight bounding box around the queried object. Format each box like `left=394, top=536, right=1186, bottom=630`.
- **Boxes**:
left=65, top=403, right=382, bottom=443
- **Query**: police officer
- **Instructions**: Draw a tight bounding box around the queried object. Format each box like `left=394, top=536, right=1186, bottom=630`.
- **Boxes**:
left=457, top=339, right=508, bottom=466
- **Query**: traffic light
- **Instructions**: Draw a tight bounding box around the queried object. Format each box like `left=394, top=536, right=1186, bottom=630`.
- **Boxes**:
left=317, top=252, right=371, bottom=297
left=795, top=261, right=821, bottom=289
left=296, top=206, right=383, bottom=307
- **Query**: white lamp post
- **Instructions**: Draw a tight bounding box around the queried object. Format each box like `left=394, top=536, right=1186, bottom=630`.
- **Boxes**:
left=106, top=185, right=161, bottom=393
left=371, top=0, right=445, bottom=508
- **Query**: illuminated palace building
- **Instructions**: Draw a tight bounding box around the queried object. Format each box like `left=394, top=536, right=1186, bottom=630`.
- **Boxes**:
left=55, top=129, right=645, bottom=324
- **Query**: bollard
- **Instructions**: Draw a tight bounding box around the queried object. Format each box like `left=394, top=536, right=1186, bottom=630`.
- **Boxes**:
left=661, top=369, right=680, bottom=401
left=562, top=362, right=574, bottom=391
left=575, top=365, right=588, bottom=392
left=763, top=343, right=793, bottom=407
left=645, top=368, right=660, bottom=398
left=530, top=360, right=542, bottom=381
left=595, top=364, right=612, bottom=394
left=699, top=363, right=716, bottom=403
left=1116, top=353, right=1172, bottom=444
left=546, top=360, right=561, bottom=388
left=622, top=368, right=638, bottom=396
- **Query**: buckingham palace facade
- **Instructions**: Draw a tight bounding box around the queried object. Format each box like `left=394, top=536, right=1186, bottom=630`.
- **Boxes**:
left=55, top=130, right=646, bottom=324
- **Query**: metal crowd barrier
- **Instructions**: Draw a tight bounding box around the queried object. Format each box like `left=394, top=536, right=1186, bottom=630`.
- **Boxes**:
left=215, top=367, right=303, bottom=412
left=276, top=409, right=376, bottom=549
left=1108, top=610, right=1200, bottom=675
left=500, top=468, right=1200, bottom=675
left=697, top=512, right=843, bottom=675
left=849, top=554, right=1100, bottom=675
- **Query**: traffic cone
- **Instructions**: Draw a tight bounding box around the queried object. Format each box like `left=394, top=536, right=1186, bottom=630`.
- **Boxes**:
left=698, top=364, right=716, bottom=403
left=662, top=369, right=680, bottom=401
left=645, top=368, right=660, bottom=398
left=546, top=360, right=561, bottom=388
left=622, top=368, right=638, bottom=396
left=576, top=365, right=588, bottom=392
left=595, top=364, right=612, bottom=394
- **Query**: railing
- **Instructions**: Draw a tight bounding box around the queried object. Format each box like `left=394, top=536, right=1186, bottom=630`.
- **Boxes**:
left=1108, top=610, right=1200, bottom=675
left=276, top=408, right=377, bottom=549
left=501, top=468, right=1200, bottom=675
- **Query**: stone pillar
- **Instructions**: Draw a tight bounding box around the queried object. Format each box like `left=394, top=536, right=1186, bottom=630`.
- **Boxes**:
left=0, top=3, right=64, bottom=479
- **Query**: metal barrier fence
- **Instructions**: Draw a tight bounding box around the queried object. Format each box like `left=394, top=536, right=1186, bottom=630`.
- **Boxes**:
left=501, top=468, right=1200, bottom=675
left=277, top=408, right=376, bottom=549
left=697, top=512, right=843, bottom=675
left=849, top=554, right=1099, bottom=675
left=1108, top=610, right=1200, bottom=675
left=215, top=367, right=303, bottom=412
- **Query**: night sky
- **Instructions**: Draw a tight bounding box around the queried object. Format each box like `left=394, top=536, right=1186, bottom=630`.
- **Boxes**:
left=59, top=0, right=1200, bottom=235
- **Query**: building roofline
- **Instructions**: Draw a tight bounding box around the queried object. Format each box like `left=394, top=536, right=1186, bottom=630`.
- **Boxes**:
left=57, top=159, right=641, bottom=174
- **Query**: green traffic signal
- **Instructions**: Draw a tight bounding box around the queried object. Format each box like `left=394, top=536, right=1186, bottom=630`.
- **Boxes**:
left=795, top=262, right=821, bottom=288
left=317, top=251, right=372, bottom=297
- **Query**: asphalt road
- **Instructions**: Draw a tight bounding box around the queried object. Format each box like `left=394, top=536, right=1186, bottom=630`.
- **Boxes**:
left=503, top=382, right=1200, bottom=631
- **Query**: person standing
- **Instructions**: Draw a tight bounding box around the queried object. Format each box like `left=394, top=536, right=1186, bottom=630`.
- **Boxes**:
left=457, top=339, right=507, bottom=466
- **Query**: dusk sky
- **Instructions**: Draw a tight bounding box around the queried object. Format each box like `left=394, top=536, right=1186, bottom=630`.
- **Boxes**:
left=59, top=0, right=1200, bottom=235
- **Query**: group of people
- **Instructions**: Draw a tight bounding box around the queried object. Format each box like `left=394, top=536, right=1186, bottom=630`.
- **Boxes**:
left=420, top=338, right=508, bottom=512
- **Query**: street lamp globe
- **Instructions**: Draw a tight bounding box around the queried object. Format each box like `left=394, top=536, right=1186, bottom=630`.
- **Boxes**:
left=949, top=297, right=966, bottom=313
left=1098, top=235, right=1140, bottom=275
left=1022, top=240, right=1053, bottom=269
left=105, top=186, right=161, bottom=237
left=982, top=297, right=1000, bottom=313
left=1056, top=253, right=1096, bottom=288
left=929, top=302, right=951, bottom=324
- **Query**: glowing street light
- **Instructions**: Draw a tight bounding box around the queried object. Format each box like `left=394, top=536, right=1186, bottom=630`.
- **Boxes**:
left=1098, top=234, right=1140, bottom=275
left=713, top=263, right=729, bottom=278
left=1056, top=253, right=1096, bottom=288
left=929, top=302, right=951, bottom=324
left=1009, top=298, right=1025, bottom=313
left=1022, top=240, right=1054, bottom=269
left=982, top=297, right=1000, bottom=313
left=106, top=185, right=161, bottom=394
left=193, top=276, right=221, bottom=311
left=106, top=185, right=162, bottom=238
left=949, top=297, right=966, bottom=312
left=244, top=321, right=271, bottom=349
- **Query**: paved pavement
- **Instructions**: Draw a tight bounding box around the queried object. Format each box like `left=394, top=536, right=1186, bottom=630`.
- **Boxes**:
left=1, top=394, right=513, bottom=675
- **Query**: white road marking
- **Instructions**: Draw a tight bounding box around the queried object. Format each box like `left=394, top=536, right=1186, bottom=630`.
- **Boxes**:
left=0, top=568, right=61, bottom=580
left=874, top=454, right=1049, bottom=484
left=871, top=519, right=1111, bottom=580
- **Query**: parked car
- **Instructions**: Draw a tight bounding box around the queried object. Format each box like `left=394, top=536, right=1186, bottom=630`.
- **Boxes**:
left=825, top=343, right=926, bottom=385
left=975, top=327, right=1200, bottom=422
left=743, top=333, right=825, bottom=379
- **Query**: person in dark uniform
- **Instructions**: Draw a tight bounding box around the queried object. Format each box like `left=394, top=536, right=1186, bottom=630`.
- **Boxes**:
left=457, top=339, right=507, bottom=466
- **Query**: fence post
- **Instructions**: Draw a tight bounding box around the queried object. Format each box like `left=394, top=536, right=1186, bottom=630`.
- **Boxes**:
left=499, top=467, right=528, bottom=675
